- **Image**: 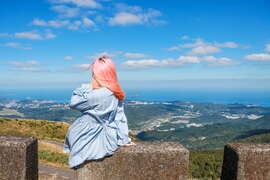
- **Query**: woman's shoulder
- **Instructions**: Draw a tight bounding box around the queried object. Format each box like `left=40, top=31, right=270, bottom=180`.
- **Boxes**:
left=76, top=83, right=114, bottom=97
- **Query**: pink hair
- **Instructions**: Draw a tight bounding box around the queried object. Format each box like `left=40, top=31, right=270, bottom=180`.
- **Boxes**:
left=91, top=56, right=125, bottom=101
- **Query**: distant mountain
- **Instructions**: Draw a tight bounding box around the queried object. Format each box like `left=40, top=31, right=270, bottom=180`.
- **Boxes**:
left=137, top=116, right=270, bottom=149
left=1, top=98, right=269, bottom=149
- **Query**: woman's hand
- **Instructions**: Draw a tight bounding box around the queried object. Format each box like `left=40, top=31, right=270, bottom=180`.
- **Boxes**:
left=122, top=141, right=136, bottom=147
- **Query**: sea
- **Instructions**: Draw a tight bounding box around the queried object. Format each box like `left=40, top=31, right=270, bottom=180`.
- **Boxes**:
left=0, top=88, right=269, bottom=107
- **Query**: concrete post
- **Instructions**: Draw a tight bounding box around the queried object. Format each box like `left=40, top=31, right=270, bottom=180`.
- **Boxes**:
left=221, top=142, right=270, bottom=180
left=0, top=135, right=38, bottom=180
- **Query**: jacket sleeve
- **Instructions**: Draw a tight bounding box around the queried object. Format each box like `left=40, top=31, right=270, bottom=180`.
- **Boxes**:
left=115, top=100, right=131, bottom=145
left=69, top=84, right=98, bottom=112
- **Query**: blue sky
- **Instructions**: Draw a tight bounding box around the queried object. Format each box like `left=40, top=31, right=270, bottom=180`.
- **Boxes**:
left=0, top=0, right=270, bottom=90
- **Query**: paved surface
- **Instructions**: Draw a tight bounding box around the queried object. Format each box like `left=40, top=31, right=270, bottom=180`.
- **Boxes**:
left=39, top=163, right=76, bottom=180
left=39, top=139, right=76, bottom=180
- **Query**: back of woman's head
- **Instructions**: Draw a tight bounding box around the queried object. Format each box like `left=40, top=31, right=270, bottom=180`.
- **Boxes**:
left=91, top=56, right=125, bottom=100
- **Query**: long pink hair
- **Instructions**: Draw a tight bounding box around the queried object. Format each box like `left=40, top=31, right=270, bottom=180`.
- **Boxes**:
left=91, top=56, right=125, bottom=101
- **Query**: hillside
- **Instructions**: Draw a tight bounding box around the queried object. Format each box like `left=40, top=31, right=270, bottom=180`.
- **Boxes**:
left=1, top=116, right=270, bottom=179
left=0, top=117, right=69, bottom=142
left=137, top=116, right=270, bottom=149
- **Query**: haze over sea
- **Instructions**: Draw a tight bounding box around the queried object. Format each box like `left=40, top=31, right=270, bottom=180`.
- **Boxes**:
left=1, top=88, right=269, bottom=107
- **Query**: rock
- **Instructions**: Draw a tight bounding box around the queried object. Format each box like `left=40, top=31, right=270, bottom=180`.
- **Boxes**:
left=76, top=142, right=189, bottom=180
left=0, top=135, right=38, bottom=180
left=221, top=142, right=270, bottom=180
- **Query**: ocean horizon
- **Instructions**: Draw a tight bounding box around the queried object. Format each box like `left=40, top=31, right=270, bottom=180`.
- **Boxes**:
left=0, top=88, right=269, bottom=107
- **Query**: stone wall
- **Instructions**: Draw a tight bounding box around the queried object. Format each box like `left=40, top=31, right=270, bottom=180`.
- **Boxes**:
left=1, top=135, right=270, bottom=180
left=221, top=142, right=270, bottom=180
left=76, top=142, right=189, bottom=180
left=0, top=135, right=38, bottom=180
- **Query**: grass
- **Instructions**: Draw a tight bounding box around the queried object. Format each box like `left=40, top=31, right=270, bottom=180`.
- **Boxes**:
left=0, top=116, right=224, bottom=179
left=0, top=117, right=69, bottom=142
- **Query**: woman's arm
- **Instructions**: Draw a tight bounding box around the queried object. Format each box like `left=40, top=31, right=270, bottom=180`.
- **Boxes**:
left=69, top=84, right=97, bottom=112
left=115, top=100, right=132, bottom=146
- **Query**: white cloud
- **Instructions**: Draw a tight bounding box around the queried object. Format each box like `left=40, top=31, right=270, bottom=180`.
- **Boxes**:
left=188, top=46, right=220, bottom=56
left=72, top=64, right=90, bottom=71
left=181, top=35, right=189, bottom=40
left=51, top=5, right=80, bottom=18
left=15, top=31, right=43, bottom=40
left=122, top=59, right=162, bottom=68
left=4, top=42, right=19, bottom=47
left=178, top=56, right=200, bottom=64
left=13, top=30, right=56, bottom=40
left=115, top=3, right=142, bottom=13
left=124, top=53, right=148, bottom=58
left=32, top=19, right=70, bottom=28
left=32, top=17, right=95, bottom=30
left=109, top=6, right=164, bottom=26
left=64, top=56, right=74, bottom=60
left=265, top=44, right=270, bottom=52
left=49, top=0, right=101, bottom=8
left=214, top=42, right=239, bottom=48
left=45, top=30, right=56, bottom=39
left=167, top=38, right=240, bottom=55
left=3, top=42, right=32, bottom=50
left=32, top=19, right=47, bottom=26
left=122, top=55, right=239, bottom=69
left=245, top=53, right=270, bottom=61
left=8, top=67, right=48, bottom=72
left=82, top=17, right=95, bottom=26
left=109, top=12, right=142, bottom=26
left=167, top=38, right=206, bottom=51
left=1, top=60, right=39, bottom=66
left=201, top=56, right=240, bottom=66
left=67, top=20, right=82, bottom=30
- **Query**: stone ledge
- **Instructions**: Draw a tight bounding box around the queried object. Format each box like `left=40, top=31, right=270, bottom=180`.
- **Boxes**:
left=77, top=142, right=189, bottom=180
left=0, top=135, right=38, bottom=180
left=221, top=142, right=270, bottom=180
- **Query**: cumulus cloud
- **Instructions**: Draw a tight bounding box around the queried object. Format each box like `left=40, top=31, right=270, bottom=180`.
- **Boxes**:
left=201, top=56, right=240, bottom=66
left=12, top=30, right=56, bottom=40
left=15, top=31, right=43, bottom=40
left=8, top=67, right=48, bottom=72
left=1, top=60, right=48, bottom=72
left=167, top=38, right=240, bottom=56
left=49, top=0, right=101, bottom=8
left=109, top=12, right=142, bottom=25
left=115, top=3, right=142, bottom=13
left=109, top=5, right=165, bottom=26
left=1, top=60, right=39, bottom=66
left=32, top=19, right=69, bottom=28
left=122, top=59, right=162, bottom=68
left=265, top=44, right=270, bottom=52
left=3, top=42, right=32, bottom=50
left=245, top=53, right=270, bottom=61
left=167, top=38, right=206, bottom=51
left=32, top=17, right=95, bottom=30
left=124, top=53, right=148, bottom=58
left=214, top=42, right=239, bottom=48
left=188, top=46, right=220, bottom=56
left=51, top=5, right=80, bottom=18
left=122, top=55, right=239, bottom=69
left=82, top=17, right=95, bottom=26
left=181, top=35, right=189, bottom=40
left=64, top=56, right=74, bottom=60
left=72, top=64, right=91, bottom=71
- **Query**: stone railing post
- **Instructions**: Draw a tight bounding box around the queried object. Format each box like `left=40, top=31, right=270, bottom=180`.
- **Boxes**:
left=76, top=142, right=189, bottom=180
left=0, top=135, right=38, bottom=180
left=221, top=142, right=270, bottom=180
